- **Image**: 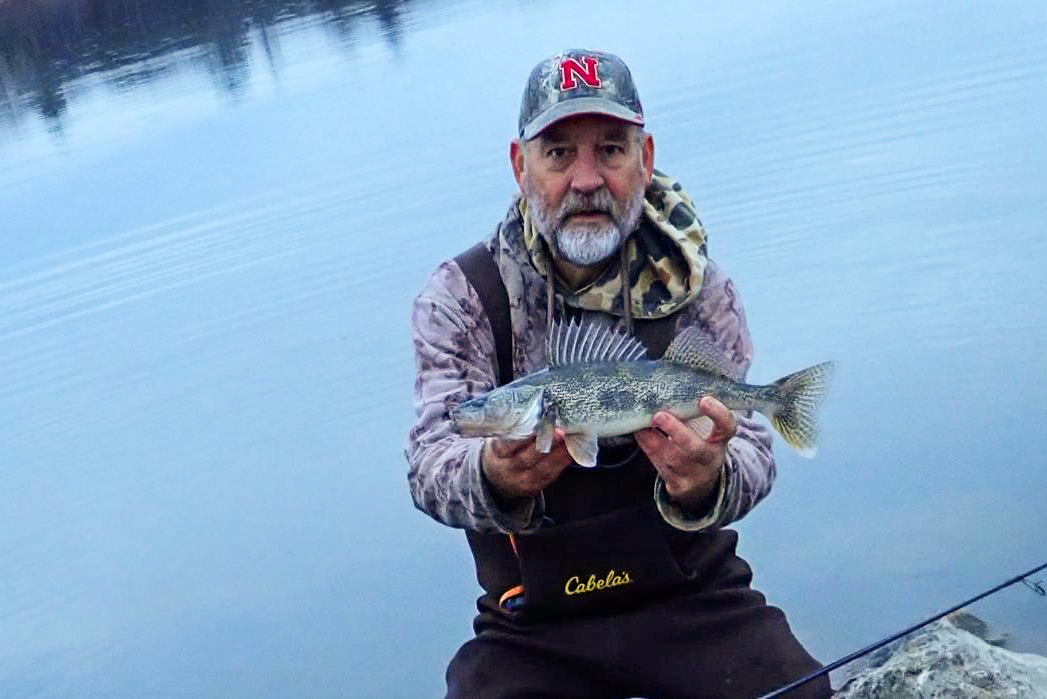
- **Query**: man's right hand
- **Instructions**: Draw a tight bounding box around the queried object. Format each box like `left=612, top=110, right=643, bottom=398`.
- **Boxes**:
left=481, top=429, right=573, bottom=501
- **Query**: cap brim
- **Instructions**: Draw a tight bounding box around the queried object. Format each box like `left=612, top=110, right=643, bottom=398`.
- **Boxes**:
left=522, top=97, right=644, bottom=140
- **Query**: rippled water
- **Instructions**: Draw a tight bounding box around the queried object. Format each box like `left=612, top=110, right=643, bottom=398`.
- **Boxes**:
left=2, top=0, right=1046, bottom=696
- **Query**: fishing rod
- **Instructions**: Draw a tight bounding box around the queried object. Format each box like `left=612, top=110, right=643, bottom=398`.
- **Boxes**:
left=759, top=559, right=1047, bottom=699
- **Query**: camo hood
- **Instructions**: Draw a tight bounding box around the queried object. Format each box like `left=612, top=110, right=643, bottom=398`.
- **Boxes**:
left=496, top=169, right=707, bottom=329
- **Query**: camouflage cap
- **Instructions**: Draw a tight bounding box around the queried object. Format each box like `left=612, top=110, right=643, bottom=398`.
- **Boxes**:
left=518, top=49, right=644, bottom=140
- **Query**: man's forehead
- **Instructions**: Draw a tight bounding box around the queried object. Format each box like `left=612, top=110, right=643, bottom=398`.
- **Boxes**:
left=536, top=117, right=634, bottom=143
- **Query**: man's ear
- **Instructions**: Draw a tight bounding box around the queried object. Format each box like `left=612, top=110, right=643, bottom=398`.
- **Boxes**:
left=642, top=132, right=655, bottom=183
left=510, top=139, right=526, bottom=191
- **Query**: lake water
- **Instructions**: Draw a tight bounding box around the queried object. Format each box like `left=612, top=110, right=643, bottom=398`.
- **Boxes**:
left=2, top=0, right=1046, bottom=696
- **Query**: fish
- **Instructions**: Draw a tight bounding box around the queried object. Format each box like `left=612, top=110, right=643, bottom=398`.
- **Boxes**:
left=448, top=320, right=834, bottom=468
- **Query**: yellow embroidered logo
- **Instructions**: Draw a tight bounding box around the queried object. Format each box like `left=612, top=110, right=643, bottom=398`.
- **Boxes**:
left=564, top=570, right=633, bottom=596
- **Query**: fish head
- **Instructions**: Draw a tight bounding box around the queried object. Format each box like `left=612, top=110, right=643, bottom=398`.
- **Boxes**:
left=447, top=385, right=545, bottom=439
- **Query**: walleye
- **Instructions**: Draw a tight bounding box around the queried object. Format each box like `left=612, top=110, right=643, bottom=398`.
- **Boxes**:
left=449, top=321, right=834, bottom=468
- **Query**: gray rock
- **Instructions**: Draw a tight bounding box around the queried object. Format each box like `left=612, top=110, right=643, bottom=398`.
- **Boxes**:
left=948, top=610, right=1010, bottom=648
left=832, top=612, right=1047, bottom=698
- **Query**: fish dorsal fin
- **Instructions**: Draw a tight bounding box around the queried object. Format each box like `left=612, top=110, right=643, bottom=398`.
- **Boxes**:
left=662, top=327, right=736, bottom=377
left=546, top=319, right=647, bottom=367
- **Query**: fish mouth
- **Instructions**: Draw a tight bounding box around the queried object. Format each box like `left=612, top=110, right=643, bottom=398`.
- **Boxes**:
left=445, top=396, right=488, bottom=435
left=444, top=395, right=467, bottom=423
left=448, top=413, right=491, bottom=437
left=446, top=406, right=467, bottom=426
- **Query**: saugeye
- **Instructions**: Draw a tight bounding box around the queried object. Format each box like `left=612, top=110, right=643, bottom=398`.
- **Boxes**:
left=449, top=320, right=835, bottom=467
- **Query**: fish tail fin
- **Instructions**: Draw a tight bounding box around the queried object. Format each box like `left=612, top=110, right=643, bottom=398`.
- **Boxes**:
left=767, top=361, right=835, bottom=457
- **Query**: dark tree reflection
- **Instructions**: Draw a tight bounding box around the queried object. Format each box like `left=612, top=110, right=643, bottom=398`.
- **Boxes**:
left=0, top=0, right=413, bottom=132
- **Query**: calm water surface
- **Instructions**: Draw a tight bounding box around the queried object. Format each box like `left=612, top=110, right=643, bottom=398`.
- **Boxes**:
left=2, top=0, right=1046, bottom=696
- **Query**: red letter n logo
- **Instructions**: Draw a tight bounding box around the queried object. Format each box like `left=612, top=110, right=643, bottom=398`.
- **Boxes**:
left=559, top=56, right=602, bottom=90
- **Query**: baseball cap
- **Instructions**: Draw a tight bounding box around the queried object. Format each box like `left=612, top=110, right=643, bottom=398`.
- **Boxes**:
left=518, top=49, right=644, bottom=141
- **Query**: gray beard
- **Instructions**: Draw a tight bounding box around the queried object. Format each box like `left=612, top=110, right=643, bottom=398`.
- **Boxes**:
left=526, top=185, right=646, bottom=267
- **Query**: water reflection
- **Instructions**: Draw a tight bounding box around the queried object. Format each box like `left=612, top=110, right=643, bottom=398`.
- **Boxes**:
left=2, top=0, right=1045, bottom=695
left=0, top=0, right=411, bottom=133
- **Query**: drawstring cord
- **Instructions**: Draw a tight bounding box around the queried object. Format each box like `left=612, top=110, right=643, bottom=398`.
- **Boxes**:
left=619, top=243, right=633, bottom=335
left=546, top=271, right=555, bottom=337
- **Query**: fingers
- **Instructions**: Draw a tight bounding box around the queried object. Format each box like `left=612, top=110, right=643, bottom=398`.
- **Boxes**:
left=698, top=396, right=737, bottom=444
left=651, top=411, right=703, bottom=454
left=638, top=402, right=734, bottom=505
left=489, top=426, right=570, bottom=458
left=482, top=430, right=572, bottom=500
left=487, top=436, right=537, bottom=460
left=636, top=425, right=689, bottom=479
left=633, top=427, right=661, bottom=454
left=642, top=398, right=736, bottom=455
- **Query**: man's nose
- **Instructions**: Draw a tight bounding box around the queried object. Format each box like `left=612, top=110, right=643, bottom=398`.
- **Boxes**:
left=569, top=150, right=604, bottom=194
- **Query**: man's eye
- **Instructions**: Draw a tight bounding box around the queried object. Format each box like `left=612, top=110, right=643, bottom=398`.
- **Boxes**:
left=546, top=147, right=569, bottom=159
left=601, top=144, right=625, bottom=156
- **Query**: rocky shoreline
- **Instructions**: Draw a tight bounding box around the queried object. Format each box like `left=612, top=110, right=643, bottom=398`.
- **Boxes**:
left=831, top=611, right=1047, bottom=697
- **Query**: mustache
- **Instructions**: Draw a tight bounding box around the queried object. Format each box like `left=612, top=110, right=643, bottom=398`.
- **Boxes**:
left=556, top=189, right=617, bottom=221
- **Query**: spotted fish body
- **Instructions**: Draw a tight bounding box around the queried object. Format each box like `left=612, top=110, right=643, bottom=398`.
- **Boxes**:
left=449, top=321, right=834, bottom=467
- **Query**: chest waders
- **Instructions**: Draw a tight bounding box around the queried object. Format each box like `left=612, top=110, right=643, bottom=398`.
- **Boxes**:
left=454, top=243, right=733, bottom=620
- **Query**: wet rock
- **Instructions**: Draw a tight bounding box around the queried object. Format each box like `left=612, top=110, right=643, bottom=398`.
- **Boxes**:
left=833, top=612, right=1047, bottom=698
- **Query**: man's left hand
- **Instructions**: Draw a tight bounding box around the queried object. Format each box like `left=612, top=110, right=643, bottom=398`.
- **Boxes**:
left=635, top=396, right=737, bottom=512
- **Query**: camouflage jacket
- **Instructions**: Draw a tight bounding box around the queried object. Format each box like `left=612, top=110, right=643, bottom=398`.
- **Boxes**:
left=406, top=192, right=776, bottom=535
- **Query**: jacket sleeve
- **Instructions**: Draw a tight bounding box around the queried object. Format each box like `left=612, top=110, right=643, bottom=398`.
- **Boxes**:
left=405, top=261, right=546, bottom=534
left=654, top=261, right=777, bottom=531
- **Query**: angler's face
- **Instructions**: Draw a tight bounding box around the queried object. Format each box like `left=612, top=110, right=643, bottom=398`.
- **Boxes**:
left=511, top=115, right=654, bottom=267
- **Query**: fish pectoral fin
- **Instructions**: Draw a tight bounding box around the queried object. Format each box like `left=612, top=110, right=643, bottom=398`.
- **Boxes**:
left=565, top=432, right=599, bottom=468
left=534, top=391, right=560, bottom=454
left=535, top=418, right=554, bottom=453
left=686, top=415, right=714, bottom=440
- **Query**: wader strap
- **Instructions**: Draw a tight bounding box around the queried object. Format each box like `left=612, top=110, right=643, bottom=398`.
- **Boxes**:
left=454, top=243, right=513, bottom=388
left=455, top=243, right=522, bottom=606
left=634, top=316, right=678, bottom=361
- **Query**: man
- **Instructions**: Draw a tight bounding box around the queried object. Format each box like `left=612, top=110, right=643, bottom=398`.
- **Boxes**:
left=407, top=49, right=830, bottom=699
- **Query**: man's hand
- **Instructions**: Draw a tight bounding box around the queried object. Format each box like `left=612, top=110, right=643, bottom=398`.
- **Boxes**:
left=481, top=428, right=573, bottom=501
left=635, top=396, right=737, bottom=512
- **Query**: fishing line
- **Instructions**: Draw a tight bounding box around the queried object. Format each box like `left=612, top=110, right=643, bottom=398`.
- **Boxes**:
left=758, top=559, right=1047, bottom=699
